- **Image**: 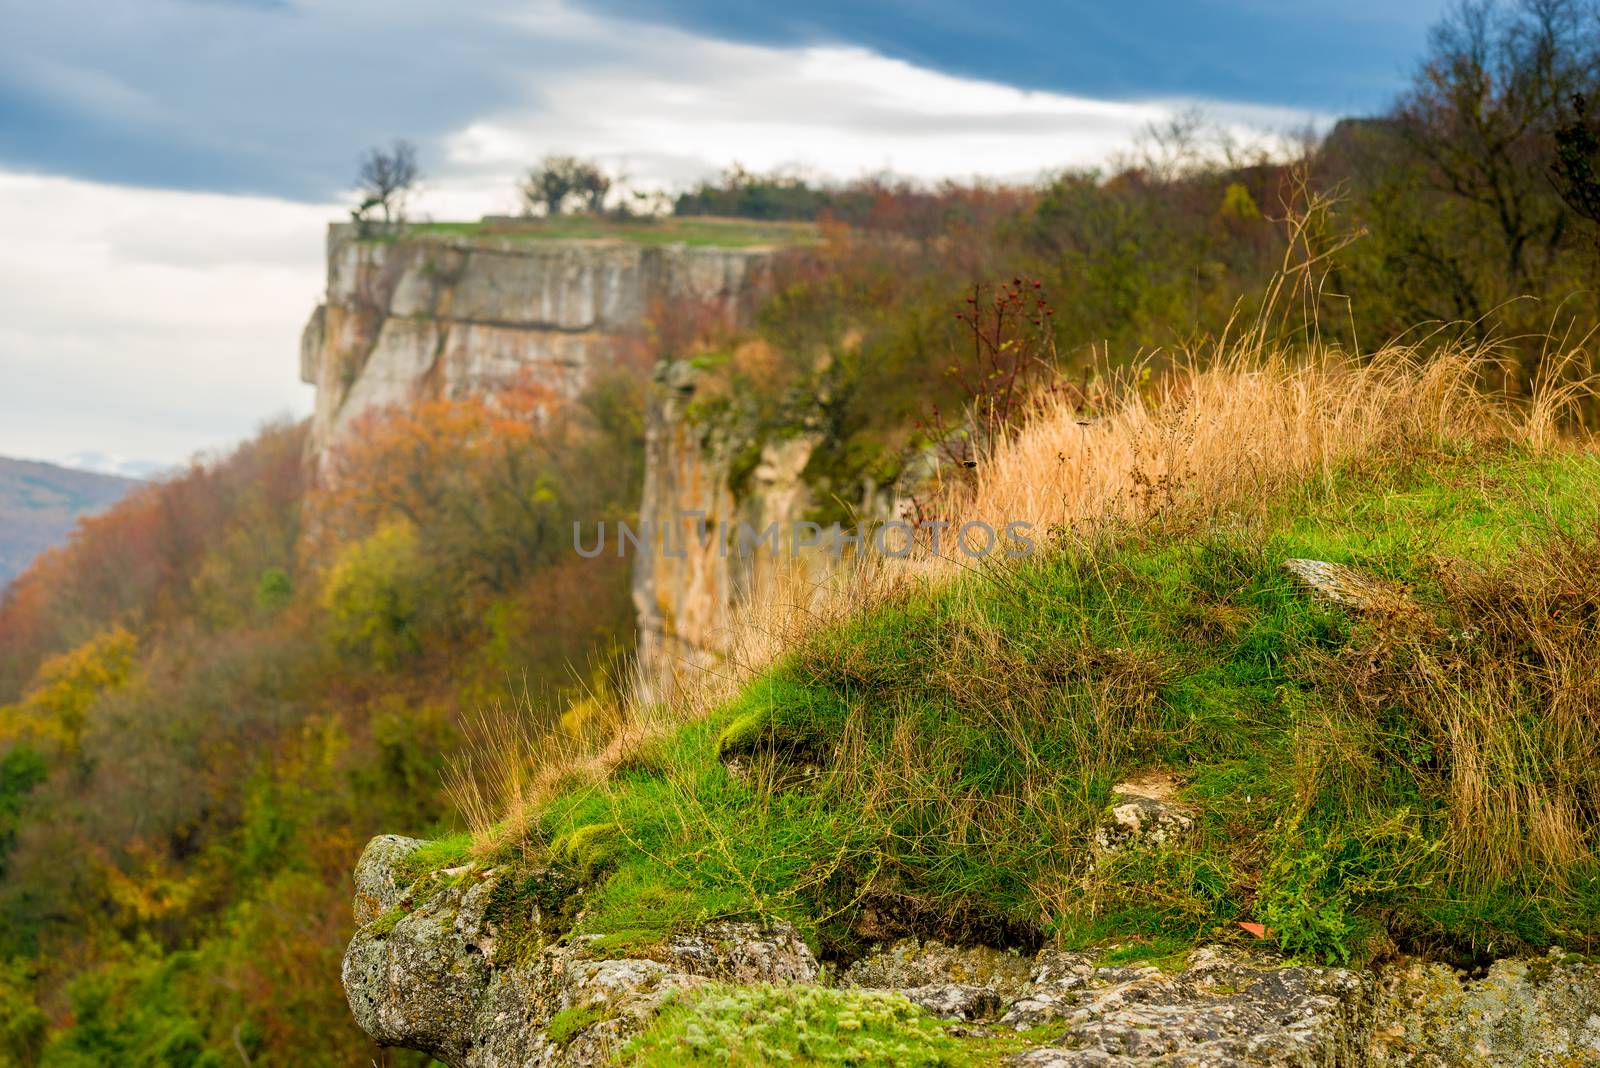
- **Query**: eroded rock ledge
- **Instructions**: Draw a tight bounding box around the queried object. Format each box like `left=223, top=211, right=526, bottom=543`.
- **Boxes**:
left=343, top=835, right=1600, bottom=1067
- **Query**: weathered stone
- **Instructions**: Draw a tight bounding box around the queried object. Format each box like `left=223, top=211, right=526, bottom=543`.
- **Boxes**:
left=345, top=836, right=1600, bottom=1066
left=657, top=920, right=820, bottom=983
left=843, top=937, right=1035, bottom=1001
left=352, top=834, right=426, bottom=925
left=342, top=835, right=817, bottom=1067
left=898, top=983, right=1005, bottom=1021
left=343, top=872, right=492, bottom=1064
left=305, top=225, right=781, bottom=471
left=1004, top=945, right=1371, bottom=1066
left=1368, top=950, right=1600, bottom=1066
left=1000, top=950, right=1098, bottom=1028
left=1093, top=773, right=1196, bottom=856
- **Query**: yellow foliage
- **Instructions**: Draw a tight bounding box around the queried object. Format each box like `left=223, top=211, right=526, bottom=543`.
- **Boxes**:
left=1220, top=181, right=1261, bottom=220
left=100, top=839, right=202, bottom=926
left=319, top=518, right=428, bottom=667
left=0, top=626, right=137, bottom=752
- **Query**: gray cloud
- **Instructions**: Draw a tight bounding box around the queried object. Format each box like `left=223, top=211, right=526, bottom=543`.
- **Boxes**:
left=0, top=0, right=1447, bottom=202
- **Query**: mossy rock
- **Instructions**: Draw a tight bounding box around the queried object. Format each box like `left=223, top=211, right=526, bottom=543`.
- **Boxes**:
left=366, top=905, right=407, bottom=939
left=551, top=823, right=628, bottom=881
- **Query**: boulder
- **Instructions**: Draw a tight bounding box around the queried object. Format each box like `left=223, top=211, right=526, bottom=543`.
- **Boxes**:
left=341, top=836, right=819, bottom=1067
left=344, top=835, right=1600, bottom=1066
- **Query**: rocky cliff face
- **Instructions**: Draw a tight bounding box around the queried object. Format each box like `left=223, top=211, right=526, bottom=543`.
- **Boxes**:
left=342, top=832, right=1600, bottom=1067
left=300, top=223, right=777, bottom=469
left=630, top=359, right=830, bottom=697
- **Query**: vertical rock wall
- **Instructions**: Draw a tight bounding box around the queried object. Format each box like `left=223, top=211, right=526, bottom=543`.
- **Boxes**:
left=300, top=223, right=777, bottom=468
left=631, top=360, right=827, bottom=697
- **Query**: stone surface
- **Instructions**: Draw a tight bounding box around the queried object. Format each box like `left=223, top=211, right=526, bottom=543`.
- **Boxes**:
left=352, top=834, right=426, bottom=925
left=1003, top=946, right=1371, bottom=1066
left=630, top=358, right=829, bottom=701
left=1093, top=773, right=1196, bottom=856
left=341, top=836, right=819, bottom=1067
left=843, top=938, right=1035, bottom=1002
left=897, top=982, right=1005, bottom=1021
left=344, top=837, right=1600, bottom=1067
left=656, top=920, right=820, bottom=984
left=1368, top=951, right=1600, bottom=1066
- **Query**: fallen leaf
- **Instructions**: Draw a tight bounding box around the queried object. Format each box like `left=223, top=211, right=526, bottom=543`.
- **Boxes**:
left=1237, top=921, right=1269, bottom=939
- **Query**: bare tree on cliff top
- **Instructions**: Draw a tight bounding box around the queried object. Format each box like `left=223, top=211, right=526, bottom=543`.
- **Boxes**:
left=354, top=139, right=420, bottom=226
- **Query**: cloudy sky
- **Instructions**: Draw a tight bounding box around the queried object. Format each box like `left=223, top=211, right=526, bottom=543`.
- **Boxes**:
left=0, top=0, right=1449, bottom=470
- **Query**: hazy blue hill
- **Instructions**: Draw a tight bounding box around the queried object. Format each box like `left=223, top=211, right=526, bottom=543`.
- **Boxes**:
left=0, top=457, right=139, bottom=588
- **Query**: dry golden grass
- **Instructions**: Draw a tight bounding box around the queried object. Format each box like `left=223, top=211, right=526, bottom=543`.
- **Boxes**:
left=957, top=341, right=1579, bottom=539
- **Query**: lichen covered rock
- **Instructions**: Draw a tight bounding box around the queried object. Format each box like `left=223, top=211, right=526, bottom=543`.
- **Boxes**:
left=1005, top=946, right=1371, bottom=1066
left=843, top=937, right=1035, bottom=1001
left=344, top=835, right=1600, bottom=1066
left=1093, top=773, right=1196, bottom=856
left=341, top=836, right=819, bottom=1067
left=1368, top=951, right=1600, bottom=1066
left=352, top=834, right=426, bottom=925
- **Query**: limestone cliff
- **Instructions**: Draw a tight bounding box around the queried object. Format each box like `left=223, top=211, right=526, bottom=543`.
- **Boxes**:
left=300, top=222, right=779, bottom=468
left=630, top=359, right=827, bottom=696
left=298, top=220, right=893, bottom=698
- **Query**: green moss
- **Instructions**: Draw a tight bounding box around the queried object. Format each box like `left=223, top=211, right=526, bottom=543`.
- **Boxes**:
left=551, top=823, right=627, bottom=881
left=479, top=864, right=584, bottom=967
left=624, top=983, right=1028, bottom=1066
left=366, top=906, right=406, bottom=939
left=713, top=677, right=848, bottom=760
left=546, top=1002, right=610, bottom=1048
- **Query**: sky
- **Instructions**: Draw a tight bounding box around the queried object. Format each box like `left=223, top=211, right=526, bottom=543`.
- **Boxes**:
left=0, top=0, right=1451, bottom=470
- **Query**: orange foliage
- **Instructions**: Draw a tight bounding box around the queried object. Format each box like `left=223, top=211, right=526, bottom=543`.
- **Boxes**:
left=0, top=423, right=307, bottom=699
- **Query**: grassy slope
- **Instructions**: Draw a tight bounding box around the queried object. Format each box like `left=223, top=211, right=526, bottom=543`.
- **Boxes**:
left=402, top=443, right=1600, bottom=1062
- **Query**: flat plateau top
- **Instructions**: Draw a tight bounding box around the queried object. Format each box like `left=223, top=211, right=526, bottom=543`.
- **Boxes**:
left=348, top=215, right=818, bottom=249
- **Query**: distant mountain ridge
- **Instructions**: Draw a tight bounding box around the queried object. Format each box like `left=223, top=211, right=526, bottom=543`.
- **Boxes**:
left=60, top=451, right=171, bottom=480
left=0, top=457, right=140, bottom=589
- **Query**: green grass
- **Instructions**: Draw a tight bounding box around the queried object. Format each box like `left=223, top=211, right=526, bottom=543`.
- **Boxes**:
left=460, top=445, right=1600, bottom=976
left=393, top=832, right=473, bottom=886
left=362, top=216, right=817, bottom=249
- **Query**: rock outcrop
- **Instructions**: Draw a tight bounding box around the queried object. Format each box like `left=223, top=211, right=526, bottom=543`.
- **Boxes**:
left=297, top=221, right=836, bottom=695
left=342, top=836, right=818, bottom=1067
left=630, top=359, right=828, bottom=697
left=343, top=835, right=1600, bottom=1067
left=301, top=223, right=780, bottom=472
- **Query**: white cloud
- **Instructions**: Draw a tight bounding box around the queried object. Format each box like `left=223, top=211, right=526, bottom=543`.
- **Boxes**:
left=422, top=11, right=1328, bottom=216
left=437, top=29, right=1181, bottom=201
left=0, top=171, right=329, bottom=466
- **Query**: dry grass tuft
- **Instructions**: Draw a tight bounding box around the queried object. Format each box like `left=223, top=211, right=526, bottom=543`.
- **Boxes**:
left=958, top=341, right=1582, bottom=540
